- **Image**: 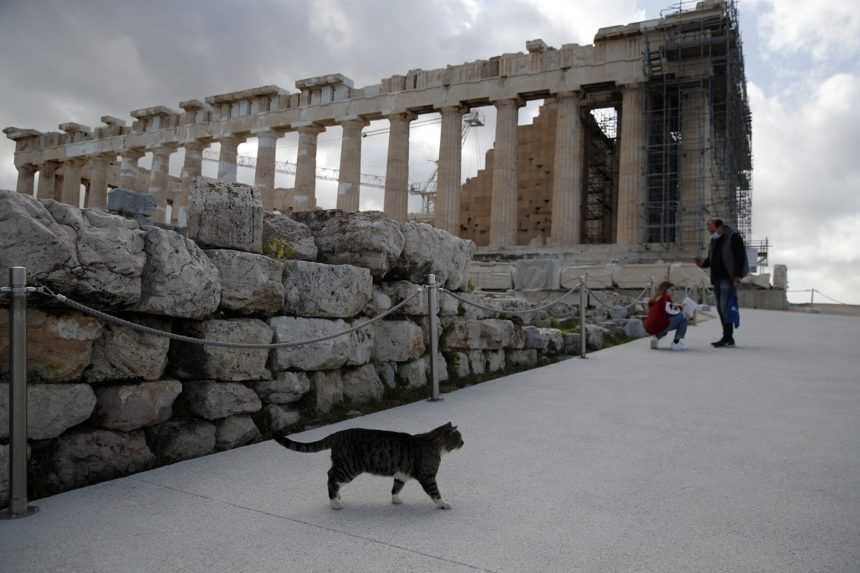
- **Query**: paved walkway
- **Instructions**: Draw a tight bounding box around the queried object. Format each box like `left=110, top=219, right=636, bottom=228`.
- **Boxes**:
left=3, top=309, right=859, bottom=572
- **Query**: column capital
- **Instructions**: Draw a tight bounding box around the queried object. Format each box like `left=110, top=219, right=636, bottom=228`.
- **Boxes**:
left=64, top=157, right=88, bottom=168
left=122, top=148, right=146, bottom=160
left=294, top=123, right=325, bottom=135
left=491, top=96, right=525, bottom=108
left=386, top=111, right=418, bottom=122
left=183, top=139, right=209, bottom=152
left=150, top=143, right=178, bottom=155
left=217, top=133, right=247, bottom=145
left=38, top=159, right=60, bottom=171
left=251, top=127, right=286, bottom=137
left=337, top=116, right=370, bottom=129
left=88, top=152, right=116, bottom=163
left=438, top=104, right=468, bottom=115
left=551, top=90, right=581, bottom=100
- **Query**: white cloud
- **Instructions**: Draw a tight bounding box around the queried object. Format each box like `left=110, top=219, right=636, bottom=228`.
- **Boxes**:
left=758, top=0, right=860, bottom=61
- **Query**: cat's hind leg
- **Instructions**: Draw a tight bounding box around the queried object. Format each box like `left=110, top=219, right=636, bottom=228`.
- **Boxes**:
left=417, top=475, right=451, bottom=509
left=328, top=466, right=355, bottom=510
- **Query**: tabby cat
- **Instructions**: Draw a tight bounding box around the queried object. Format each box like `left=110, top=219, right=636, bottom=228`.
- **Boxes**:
left=274, top=422, right=464, bottom=510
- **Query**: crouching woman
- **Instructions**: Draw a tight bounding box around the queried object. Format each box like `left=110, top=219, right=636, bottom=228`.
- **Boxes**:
left=644, top=281, right=688, bottom=351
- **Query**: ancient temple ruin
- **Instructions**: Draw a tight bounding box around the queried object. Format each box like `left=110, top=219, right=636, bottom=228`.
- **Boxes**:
left=3, top=0, right=751, bottom=259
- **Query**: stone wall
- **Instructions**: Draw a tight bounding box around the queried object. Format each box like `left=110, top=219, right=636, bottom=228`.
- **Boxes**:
left=0, top=184, right=579, bottom=506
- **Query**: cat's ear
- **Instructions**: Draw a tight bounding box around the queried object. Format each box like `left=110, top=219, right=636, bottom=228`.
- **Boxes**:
left=445, top=422, right=454, bottom=428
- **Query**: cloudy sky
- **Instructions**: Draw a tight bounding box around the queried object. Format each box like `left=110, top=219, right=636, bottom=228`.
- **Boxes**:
left=1, top=0, right=858, bottom=304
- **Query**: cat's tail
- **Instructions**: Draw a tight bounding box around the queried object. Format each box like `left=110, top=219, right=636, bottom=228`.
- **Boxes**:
left=273, top=433, right=333, bottom=453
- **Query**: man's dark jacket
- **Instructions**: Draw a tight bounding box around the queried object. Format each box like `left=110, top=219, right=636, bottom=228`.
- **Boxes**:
left=701, top=226, right=748, bottom=284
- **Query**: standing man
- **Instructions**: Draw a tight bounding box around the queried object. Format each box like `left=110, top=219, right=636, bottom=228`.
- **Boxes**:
left=696, top=218, right=748, bottom=347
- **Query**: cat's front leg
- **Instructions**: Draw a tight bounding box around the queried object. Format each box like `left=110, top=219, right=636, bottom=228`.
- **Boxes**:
left=417, top=476, right=451, bottom=509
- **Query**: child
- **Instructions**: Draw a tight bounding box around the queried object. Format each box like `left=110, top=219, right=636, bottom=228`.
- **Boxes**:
left=644, top=281, right=688, bottom=351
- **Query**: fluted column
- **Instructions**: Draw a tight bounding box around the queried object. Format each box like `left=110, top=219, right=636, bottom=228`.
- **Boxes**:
left=550, top=91, right=585, bottom=245
left=435, top=106, right=465, bottom=234
left=679, top=87, right=712, bottom=251
left=489, top=98, right=521, bottom=248
left=36, top=161, right=59, bottom=200
left=120, top=149, right=145, bottom=190
left=148, top=145, right=175, bottom=196
left=217, top=134, right=246, bottom=183
left=617, top=85, right=646, bottom=244
left=88, top=154, right=113, bottom=208
left=336, top=118, right=367, bottom=212
left=15, top=164, right=36, bottom=196
left=60, top=158, right=85, bottom=206
left=384, top=112, right=415, bottom=221
left=294, top=124, right=324, bottom=211
left=254, top=130, right=281, bottom=211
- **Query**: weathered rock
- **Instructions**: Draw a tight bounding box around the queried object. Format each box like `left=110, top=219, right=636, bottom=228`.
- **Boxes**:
left=467, top=351, right=486, bottom=375
left=563, top=332, right=582, bottom=355
left=256, top=404, right=301, bottom=434
left=83, top=317, right=171, bottom=383
left=624, top=319, right=648, bottom=339
left=466, top=261, right=514, bottom=291
left=447, top=352, right=471, bottom=379
left=375, top=362, right=397, bottom=389
left=0, top=383, right=96, bottom=440
left=44, top=429, right=155, bottom=491
left=669, top=262, right=711, bottom=289
left=0, top=309, right=102, bottom=383
left=135, top=227, right=221, bottom=319
left=311, top=370, right=343, bottom=413
left=262, top=212, right=318, bottom=261
left=0, top=444, right=7, bottom=509
left=187, top=178, right=263, bottom=253
left=609, top=305, right=629, bottom=320
left=513, top=259, right=561, bottom=290
left=544, top=329, right=565, bottom=354
left=393, top=222, right=474, bottom=290
left=382, top=281, right=429, bottom=316
left=523, top=326, right=550, bottom=351
left=248, top=372, right=311, bottom=404
left=92, top=380, right=182, bottom=432
left=283, top=260, right=372, bottom=318
left=613, top=264, right=670, bottom=289
left=146, top=419, right=216, bottom=463
left=585, top=325, right=608, bottom=351
left=364, top=288, right=392, bottom=317
left=373, top=320, right=425, bottom=362
left=215, top=415, right=260, bottom=450
left=171, top=319, right=272, bottom=381
left=292, top=210, right=405, bottom=278
left=178, top=381, right=262, bottom=420
left=397, top=357, right=427, bottom=389
left=485, top=350, right=506, bottom=373
left=441, top=318, right=521, bottom=350
left=270, top=317, right=373, bottom=371
left=508, top=349, right=538, bottom=369
left=342, top=365, right=385, bottom=404
left=560, top=265, right=615, bottom=290
left=206, top=249, right=285, bottom=315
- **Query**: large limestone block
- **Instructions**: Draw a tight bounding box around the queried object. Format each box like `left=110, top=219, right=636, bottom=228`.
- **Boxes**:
left=485, top=350, right=506, bottom=373
left=364, top=288, right=392, bottom=317
left=215, top=415, right=260, bottom=450
left=585, top=325, right=608, bottom=351
left=283, top=260, right=372, bottom=318
left=513, top=259, right=561, bottom=290
left=311, top=370, right=343, bottom=413
left=91, top=380, right=182, bottom=432
left=560, top=265, right=615, bottom=289
left=772, top=264, right=788, bottom=289
left=170, top=319, right=272, bottom=381
left=0, top=383, right=96, bottom=440
left=467, top=351, right=486, bottom=375
left=206, top=249, right=285, bottom=315
left=392, top=222, right=474, bottom=290
left=0, top=309, right=102, bottom=383
left=83, top=317, right=171, bottom=383
left=256, top=404, right=301, bottom=434
left=135, top=227, right=221, bottom=319
left=741, top=273, right=771, bottom=289
left=262, top=213, right=318, bottom=261
left=248, top=371, right=311, bottom=404
left=342, top=365, right=384, bottom=404
left=179, top=381, right=262, bottom=420
left=613, top=264, right=670, bottom=289
left=373, top=320, right=425, bottom=362
left=508, top=349, right=538, bottom=369
left=669, top=263, right=710, bottom=288
left=563, top=332, right=582, bottom=355
left=381, top=281, right=459, bottom=317
left=43, top=429, right=155, bottom=492
left=441, top=318, right=521, bottom=351
left=292, top=210, right=404, bottom=278
left=397, top=357, right=428, bottom=389
left=466, top=262, right=514, bottom=291
left=146, top=419, right=216, bottom=463
left=270, top=317, right=373, bottom=371
left=446, top=352, right=471, bottom=379
left=375, top=362, right=397, bottom=388
left=187, top=178, right=263, bottom=253
left=624, top=319, right=648, bottom=339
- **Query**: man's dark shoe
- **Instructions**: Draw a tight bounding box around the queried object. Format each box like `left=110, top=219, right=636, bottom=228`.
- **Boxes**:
left=724, top=339, right=736, bottom=347
left=712, top=339, right=729, bottom=348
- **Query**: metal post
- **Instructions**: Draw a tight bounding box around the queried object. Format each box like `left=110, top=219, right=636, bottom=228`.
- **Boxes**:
left=579, top=275, right=588, bottom=359
left=427, top=274, right=442, bottom=401
left=2, top=267, right=38, bottom=519
left=649, top=276, right=656, bottom=299
left=810, top=288, right=815, bottom=305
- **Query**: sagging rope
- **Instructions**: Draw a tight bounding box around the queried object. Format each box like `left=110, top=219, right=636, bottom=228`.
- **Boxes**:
left=441, top=284, right=582, bottom=315
left=33, top=285, right=423, bottom=349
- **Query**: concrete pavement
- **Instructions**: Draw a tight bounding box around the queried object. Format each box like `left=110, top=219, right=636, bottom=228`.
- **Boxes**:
left=2, top=309, right=859, bottom=572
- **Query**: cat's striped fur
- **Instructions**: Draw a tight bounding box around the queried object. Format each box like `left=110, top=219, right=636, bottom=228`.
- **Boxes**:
left=274, top=422, right=464, bottom=510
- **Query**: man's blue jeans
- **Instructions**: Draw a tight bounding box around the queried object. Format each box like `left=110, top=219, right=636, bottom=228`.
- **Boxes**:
left=713, top=279, right=736, bottom=340
left=657, top=314, right=688, bottom=341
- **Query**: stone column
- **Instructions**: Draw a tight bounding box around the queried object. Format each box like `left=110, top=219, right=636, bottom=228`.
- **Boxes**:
left=36, top=161, right=59, bottom=200
left=217, top=134, right=245, bottom=183
left=679, top=88, right=712, bottom=252
left=15, top=164, right=37, bottom=196
left=148, top=146, right=174, bottom=196
left=489, top=98, right=521, bottom=248
left=384, top=112, right=415, bottom=222
left=60, top=158, right=85, bottom=206
left=88, top=154, right=113, bottom=208
left=294, top=124, right=324, bottom=211
left=254, top=130, right=281, bottom=211
left=120, top=149, right=145, bottom=190
left=336, top=118, right=367, bottom=212
left=616, top=85, right=646, bottom=244
left=435, top=106, right=465, bottom=234
left=550, top=91, right=585, bottom=246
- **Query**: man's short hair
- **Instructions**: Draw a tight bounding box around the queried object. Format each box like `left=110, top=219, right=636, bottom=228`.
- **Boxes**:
left=709, top=218, right=724, bottom=228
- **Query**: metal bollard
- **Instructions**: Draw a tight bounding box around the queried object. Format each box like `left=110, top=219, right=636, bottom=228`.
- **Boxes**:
left=649, top=276, right=656, bottom=299
left=579, top=276, right=587, bottom=359
left=2, top=267, right=38, bottom=519
left=426, top=274, right=442, bottom=401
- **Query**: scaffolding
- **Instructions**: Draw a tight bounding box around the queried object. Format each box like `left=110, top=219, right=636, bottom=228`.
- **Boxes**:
left=642, top=0, right=753, bottom=252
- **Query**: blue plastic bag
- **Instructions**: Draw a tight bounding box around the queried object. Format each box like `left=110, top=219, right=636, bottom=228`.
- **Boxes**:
left=727, top=292, right=740, bottom=328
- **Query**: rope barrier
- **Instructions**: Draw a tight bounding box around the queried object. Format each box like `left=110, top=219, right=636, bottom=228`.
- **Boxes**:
left=441, top=284, right=582, bottom=315
left=34, top=286, right=423, bottom=349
